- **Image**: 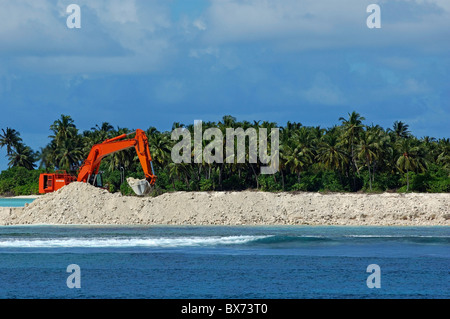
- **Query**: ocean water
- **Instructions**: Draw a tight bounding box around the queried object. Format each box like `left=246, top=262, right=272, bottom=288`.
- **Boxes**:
left=0, top=198, right=36, bottom=207
left=0, top=225, right=448, bottom=299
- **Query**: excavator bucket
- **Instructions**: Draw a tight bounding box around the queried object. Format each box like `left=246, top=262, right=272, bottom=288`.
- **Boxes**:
left=127, top=177, right=152, bottom=196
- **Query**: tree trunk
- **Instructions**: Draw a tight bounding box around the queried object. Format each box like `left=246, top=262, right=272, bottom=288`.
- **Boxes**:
left=351, top=141, right=360, bottom=175
left=406, top=169, right=409, bottom=191
left=372, top=161, right=377, bottom=184
left=250, top=163, right=259, bottom=189
left=219, top=164, right=224, bottom=190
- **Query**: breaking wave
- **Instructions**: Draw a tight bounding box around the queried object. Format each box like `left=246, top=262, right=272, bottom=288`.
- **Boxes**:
left=0, top=235, right=270, bottom=248
left=0, top=233, right=448, bottom=249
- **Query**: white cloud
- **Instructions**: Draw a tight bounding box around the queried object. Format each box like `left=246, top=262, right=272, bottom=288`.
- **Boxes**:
left=300, top=73, right=346, bottom=106
left=189, top=46, right=219, bottom=58
left=0, top=0, right=173, bottom=74
left=201, top=0, right=450, bottom=52
left=1, top=0, right=449, bottom=75
left=203, top=0, right=366, bottom=43
left=85, top=0, right=139, bottom=24
left=399, top=78, right=431, bottom=95
left=193, top=19, right=207, bottom=31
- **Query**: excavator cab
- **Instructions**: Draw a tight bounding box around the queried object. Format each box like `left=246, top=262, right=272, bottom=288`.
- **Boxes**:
left=87, top=172, right=104, bottom=188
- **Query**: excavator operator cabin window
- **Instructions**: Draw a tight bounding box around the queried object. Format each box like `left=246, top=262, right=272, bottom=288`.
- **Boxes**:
left=96, top=174, right=103, bottom=188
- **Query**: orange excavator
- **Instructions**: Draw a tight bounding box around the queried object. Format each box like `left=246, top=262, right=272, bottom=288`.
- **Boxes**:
left=39, top=129, right=157, bottom=196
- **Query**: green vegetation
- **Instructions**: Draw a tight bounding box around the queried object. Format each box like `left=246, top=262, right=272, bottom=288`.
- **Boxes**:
left=0, top=112, right=449, bottom=196
left=0, top=128, right=38, bottom=171
left=0, top=167, right=43, bottom=196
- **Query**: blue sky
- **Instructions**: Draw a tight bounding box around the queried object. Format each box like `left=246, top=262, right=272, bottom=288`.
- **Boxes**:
left=0, top=0, right=449, bottom=171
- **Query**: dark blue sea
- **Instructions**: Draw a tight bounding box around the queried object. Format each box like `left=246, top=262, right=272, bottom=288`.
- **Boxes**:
left=0, top=226, right=448, bottom=299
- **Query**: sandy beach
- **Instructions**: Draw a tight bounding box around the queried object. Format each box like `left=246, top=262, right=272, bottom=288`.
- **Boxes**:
left=0, top=182, right=448, bottom=226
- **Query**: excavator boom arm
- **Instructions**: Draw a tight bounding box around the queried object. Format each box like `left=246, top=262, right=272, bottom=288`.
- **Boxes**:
left=77, top=129, right=156, bottom=185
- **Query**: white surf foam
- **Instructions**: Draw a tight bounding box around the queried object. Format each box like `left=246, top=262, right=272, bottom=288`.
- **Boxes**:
left=0, top=235, right=270, bottom=248
left=344, top=235, right=449, bottom=238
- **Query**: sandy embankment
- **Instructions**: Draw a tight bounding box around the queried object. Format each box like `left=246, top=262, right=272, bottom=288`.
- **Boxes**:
left=0, top=182, right=449, bottom=226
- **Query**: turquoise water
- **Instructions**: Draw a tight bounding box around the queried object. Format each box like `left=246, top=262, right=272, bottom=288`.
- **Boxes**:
left=0, top=225, right=448, bottom=299
left=0, top=198, right=36, bottom=207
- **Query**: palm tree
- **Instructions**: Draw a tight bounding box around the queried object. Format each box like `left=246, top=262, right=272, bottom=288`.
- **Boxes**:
left=283, top=128, right=314, bottom=183
left=49, top=114, right=77, bottom=144
left=356, top=129, right=381, bottom=190
left=148, top=131, right=172, bottom=169
left=368, top=125, right=391, bottom=186
left=316, top=133, right=348, bottom=172
left=436, top=138, right=450, bottom=171
left=7, top=143, right=37, bottom=170
left=42, top=115, right=83, bottom=171
left=91, top=122, right=115, bottom=143
left=168, top=162, right=191, bottom=188
left=221, top=115, right=237, bottom=128
left=389, top=121, right=411, bottom=139
left=278, top=143, right=288, bottom=190
left=339, top=111, right=366, bottom=174
left=217, top=116, right=239, bottom=189
left=55, top=137, right=83, bottom=171
left=38, top=142, right=58, bottom=169
left=0, top=127, right=23, bottom=155
left=310, top=126, right=325, bottom=142
left=283, top=144, right=312, bottom=183
left=396, top=138, right=428, bottom=191
left=171, top=122, right=185, bottom=131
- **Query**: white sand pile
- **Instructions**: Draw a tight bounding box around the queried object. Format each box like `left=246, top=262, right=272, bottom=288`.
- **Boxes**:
left=1, top=182, right=449, bottom=226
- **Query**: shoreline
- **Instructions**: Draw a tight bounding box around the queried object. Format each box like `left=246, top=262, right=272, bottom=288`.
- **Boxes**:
left=0, top=195, right=40, bottom=199
left=0, top=221, right=449, bottom=228
left=0, top=183, right=448, bottom=226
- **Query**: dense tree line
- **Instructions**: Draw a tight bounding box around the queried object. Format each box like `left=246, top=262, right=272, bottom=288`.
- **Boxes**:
left=0, top=112, right=449, bottom=196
